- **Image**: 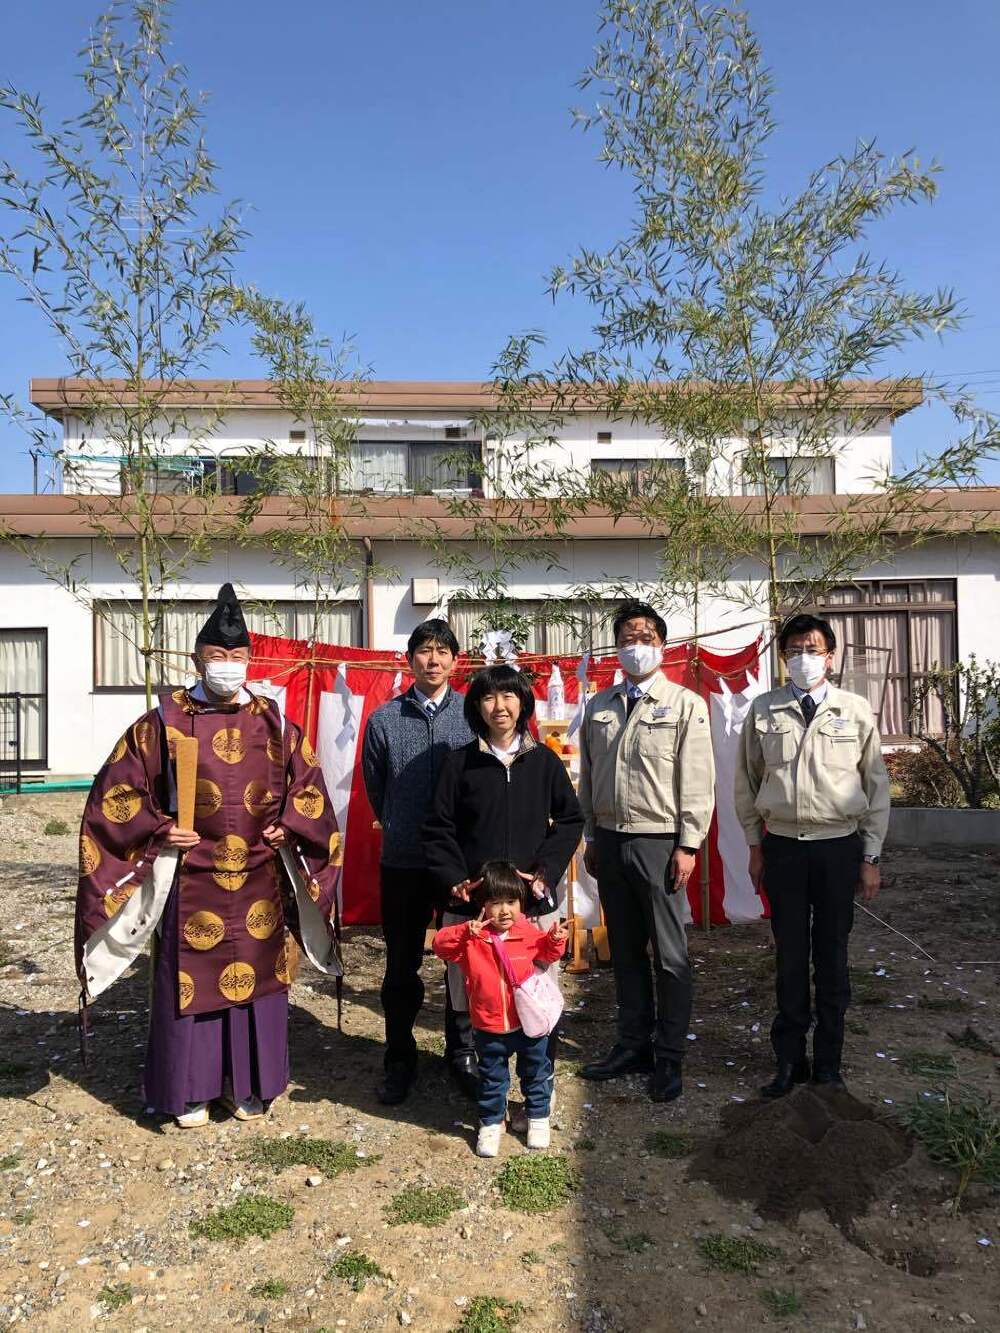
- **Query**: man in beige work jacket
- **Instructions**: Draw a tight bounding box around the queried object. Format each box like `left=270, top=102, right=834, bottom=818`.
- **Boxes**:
left=735, top=613, right=890, bottom=1099
left=578, top=601, right=715, bottom=1103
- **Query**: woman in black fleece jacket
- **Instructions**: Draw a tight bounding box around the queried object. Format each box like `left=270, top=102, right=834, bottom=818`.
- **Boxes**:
left=422, top=664, right=583, bottom=1122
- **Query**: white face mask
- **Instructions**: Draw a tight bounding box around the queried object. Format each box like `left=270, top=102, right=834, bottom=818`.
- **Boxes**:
left=617, top=642, right=662, bottom=678
left=202, top=660, right=248, bottom=696
left=785, top=652, right=827, bottom=691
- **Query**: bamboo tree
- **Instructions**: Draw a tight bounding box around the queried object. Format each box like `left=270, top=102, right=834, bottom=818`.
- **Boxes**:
left=0, top=0, right=246, bottom=705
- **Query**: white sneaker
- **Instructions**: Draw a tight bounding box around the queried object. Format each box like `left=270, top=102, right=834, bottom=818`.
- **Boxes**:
left=476, top=1122, right=505, bottom=1158
left=176, top=1102, right=209, bottom=1129
left=526, top=1117, right=551, bottom=1150
left=510, top=1086, right=555, bottom=1135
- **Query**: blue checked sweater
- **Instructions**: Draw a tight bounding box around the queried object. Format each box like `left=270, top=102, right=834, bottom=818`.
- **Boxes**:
left=361, top=686, right=475, bottom=869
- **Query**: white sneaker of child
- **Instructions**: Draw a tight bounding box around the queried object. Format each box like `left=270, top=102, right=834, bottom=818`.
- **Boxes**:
left=510, top=1085, right=555, bottom=1135
left=526, top=1117, right=551, bottom=1150
left=476, top=1122, right=505, bottom=1158
left=175, top=1101, right=209, bottom=1129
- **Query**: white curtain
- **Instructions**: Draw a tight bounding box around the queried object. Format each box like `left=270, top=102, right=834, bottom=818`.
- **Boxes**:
left=0, top=630, right=45, bottom=761
left=910, top=610, right=953, bottom=733
left=349, top=443, right=409, bottom=492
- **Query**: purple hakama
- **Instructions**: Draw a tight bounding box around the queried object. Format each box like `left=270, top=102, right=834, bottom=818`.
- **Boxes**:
left=142, top=882, right=290, bottom=1116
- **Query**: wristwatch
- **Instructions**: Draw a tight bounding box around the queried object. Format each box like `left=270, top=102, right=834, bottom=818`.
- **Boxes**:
left=862, top=854, right=880, bottom=866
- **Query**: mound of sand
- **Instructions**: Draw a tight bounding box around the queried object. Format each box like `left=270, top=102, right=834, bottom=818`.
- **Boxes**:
left=690, top=1086, right=912, bottom=1226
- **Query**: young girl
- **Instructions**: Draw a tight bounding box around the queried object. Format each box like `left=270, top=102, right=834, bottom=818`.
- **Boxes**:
left=433, top=861, right=569, bottom=1157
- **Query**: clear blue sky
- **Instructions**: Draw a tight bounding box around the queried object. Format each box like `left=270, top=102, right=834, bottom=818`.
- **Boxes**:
left=1, top=0, right=998, bottom=490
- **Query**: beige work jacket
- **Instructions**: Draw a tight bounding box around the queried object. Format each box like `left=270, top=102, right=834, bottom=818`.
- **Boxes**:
left=578, top=671, right=715, bottom=847
left=734, top=682, right=890, bottom=855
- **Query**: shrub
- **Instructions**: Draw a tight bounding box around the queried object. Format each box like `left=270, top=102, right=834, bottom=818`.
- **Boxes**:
left=904, top=1087, right=1000, bottom=1211
left=885, top=745, right=966, bottom=808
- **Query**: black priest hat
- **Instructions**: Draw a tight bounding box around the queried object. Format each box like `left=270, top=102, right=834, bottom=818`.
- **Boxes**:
left=195, top=583, right=251, bottom=649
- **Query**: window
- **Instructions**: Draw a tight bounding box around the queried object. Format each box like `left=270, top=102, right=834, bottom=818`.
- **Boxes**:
left=0, top=629, right=47, bottom=766
left=783, top=581, right=957, bottom=739
left=448, top=599, right=610, bottom=656
left=592, top=457, right=686, bottom=495
left=597, top=431, right=613, bottom=444
left=348, top=441, right=481, bottom=494
left=94, top=600, right=363, bottom=689
left=742, top=455, right=835, bottom=496
left=289, top=429, right=307, bottom=444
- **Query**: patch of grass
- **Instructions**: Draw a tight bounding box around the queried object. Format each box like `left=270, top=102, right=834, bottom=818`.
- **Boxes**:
left=98, top=1283, right=134, bottom=1311
left=849, top=968, right=891, bottom=1005
left=13, top=1209, right=34, bottom=1226
left=574, top=1137, right=596, bottom=1152
left=519, top=1248, right=542, bottom=1268
left=496, top=1154, right=580, bottom=1214
left=385, top=1184, right=464, bottom=1227
left=645, top=1129, right=692, bottom=1159
left=452, top=1296, right=525, bottom=1333
left=918, top=993, right=969, bottom=1014
left=243, top=1136, right=378, bottom=1180
left=328, top=1250, right=388, bottom=1291
left=0, top=1153, right=20, bottom=1171
left=698, top=1233, right=780, bottom=1275
left=901, top=1050, right=958, bottom=1079
left=846, top=1019, right=870, bottom=1036
left=419, top=1033, right=446, bottom=1055
left=603, top=1223, right=655, bottom=1253
left=761, top=1287, right=802, bottom=1318
left=189, top=1194, right=293, bottom=1243
left=44, top=818, right=71, bottom=836
left=249, top=1278, right=290, bottom=1299
left=904, top=1087, right=1000, bottom=1211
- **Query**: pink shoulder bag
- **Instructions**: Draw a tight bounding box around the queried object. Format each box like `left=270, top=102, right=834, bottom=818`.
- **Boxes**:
left=489, top=932, right=564, bottom=1038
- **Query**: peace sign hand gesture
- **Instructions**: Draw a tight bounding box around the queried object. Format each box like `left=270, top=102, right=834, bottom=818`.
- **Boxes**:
left=468, top=908, right=487, bottom=938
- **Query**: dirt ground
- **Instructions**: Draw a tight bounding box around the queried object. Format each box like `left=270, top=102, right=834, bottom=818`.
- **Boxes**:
left=1, top=792, right=998, bottom=1332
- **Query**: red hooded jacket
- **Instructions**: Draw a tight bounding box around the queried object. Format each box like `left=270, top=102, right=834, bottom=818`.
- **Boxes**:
left=433, top=917, right=565, bottom=1033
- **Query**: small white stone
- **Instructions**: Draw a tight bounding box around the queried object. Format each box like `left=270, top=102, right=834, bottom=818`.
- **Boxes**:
left=398, top=1313, right=412, bottom=1327
left=306, top=1174, right=323, bottom=1188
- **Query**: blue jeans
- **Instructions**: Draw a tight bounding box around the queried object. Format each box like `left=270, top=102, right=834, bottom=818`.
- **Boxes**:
left=474, top=1028, right=553, bottom=1126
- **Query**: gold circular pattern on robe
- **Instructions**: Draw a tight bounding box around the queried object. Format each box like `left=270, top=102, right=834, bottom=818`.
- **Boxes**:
left=103, top=882, right=136, bottom=918
left=292, top=785, right=325, bottom=820
left=165, top=725, right=185, bottom=759
left=328, top=830, right=343, bottom=867
left=219, top=960, right=256, bottom=1002
left=274, top=941, right=291, bottom=985
left=101, top=783, right=142, bottom=824
left=132, top=719, right=156, bottom=757
left=106, top=735, right=128, bottom=765
left=266, top=734, right=284, bottom=764
left=183, top=910, right=225, bottom=951
left=243, top=780, right=274, bottom=817
left=178, top=971, right=195, bottom=1010
left=211, top=727, right=247, bottom=765
left=246, top=899, right=280, bottom=940
left=194, top=779, right=223, bottom=819
left=212, top=833, right=249, bottom=891
left=79, top=833, right=102, bottom=876
left=300, top=736, right=318, bottom=766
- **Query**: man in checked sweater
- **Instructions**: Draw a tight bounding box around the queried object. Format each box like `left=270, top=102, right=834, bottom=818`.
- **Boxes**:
left=361, top=619, right=475, bottom=1105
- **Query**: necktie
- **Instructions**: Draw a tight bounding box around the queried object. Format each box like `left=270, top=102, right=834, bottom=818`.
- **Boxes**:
left=626, top=686, right=642, bottom=718
left=801, top=694, right=817, bottom=726
left=425, top=700, right=437, bottom=719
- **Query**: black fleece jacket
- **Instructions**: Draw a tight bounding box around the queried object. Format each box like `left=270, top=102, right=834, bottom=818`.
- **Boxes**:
left=422, top=736, right=584, bottom=918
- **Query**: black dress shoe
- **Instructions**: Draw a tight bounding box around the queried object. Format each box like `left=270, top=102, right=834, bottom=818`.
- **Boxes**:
left=760, top=1059, right=810, bottom=1100
left=812, top=1069, right=846, bottom=1090
left=579, top=1044, right=654, bottom=1081
left=648, top=1058, right=683, bottom=1104
left=377, top=1062, right=417, bottom=1106
left=449, top=1051, right=480, bottom=1101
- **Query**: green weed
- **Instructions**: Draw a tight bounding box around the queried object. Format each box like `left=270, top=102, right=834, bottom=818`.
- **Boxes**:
left=603, top=1223, right=655, bottom=1252
left=243, top=1136, right=378, bottom=1180
left=574, top=1137, right=596, bottom=1152
left=328, top=1250, right=388, bottom=1291
left=44, top=819, right=70, bottom=836
left=385, top=1184, right=464, bottom=1227
left=98, top=1283, right=134, bottom=1311
left=901, top=1050, right=958, bottom=1079
left=645, top=1129, right=692, bottom=1159
left=849, top=968, right=891, bottom=1005
left=249, top=1278, right=290, bottom=1299
left=698, top=1233, right=780, bottom=1275
left=0, top=1153, right=20, bottom=1171
left=189, top=1194, right=293, bottom=1243
left=904, top=1088, right=1000, bottom=1211
left=452, top=1296, right=525, bottom=1333
left=519, top=1249, right=541, bottom=1268
left=761, top=1287, right=802, bottom=1317
left=496, top=1155, right=579, bottom=1214
left=918, top=993, right=969, bottom=1014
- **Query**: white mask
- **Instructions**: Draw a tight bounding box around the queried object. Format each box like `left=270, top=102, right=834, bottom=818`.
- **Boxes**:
left=618, top=642, right=662, bottom=678
left=203, top=661, right=248, bottom=696
left=785, top=652, right=827, bottom=691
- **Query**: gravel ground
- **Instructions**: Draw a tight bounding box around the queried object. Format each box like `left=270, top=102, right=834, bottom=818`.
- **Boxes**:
left=1, top=792, right=998, bottom=1332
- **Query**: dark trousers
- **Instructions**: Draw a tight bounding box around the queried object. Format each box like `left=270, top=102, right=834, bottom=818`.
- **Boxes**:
left=594, top=829, right=691, bottom=1062
left=379, top=865, right=474, bottom=1070
left=474, top=1027, right=552, bottom=1125
left=763, top=832, right=861, bottom=1073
